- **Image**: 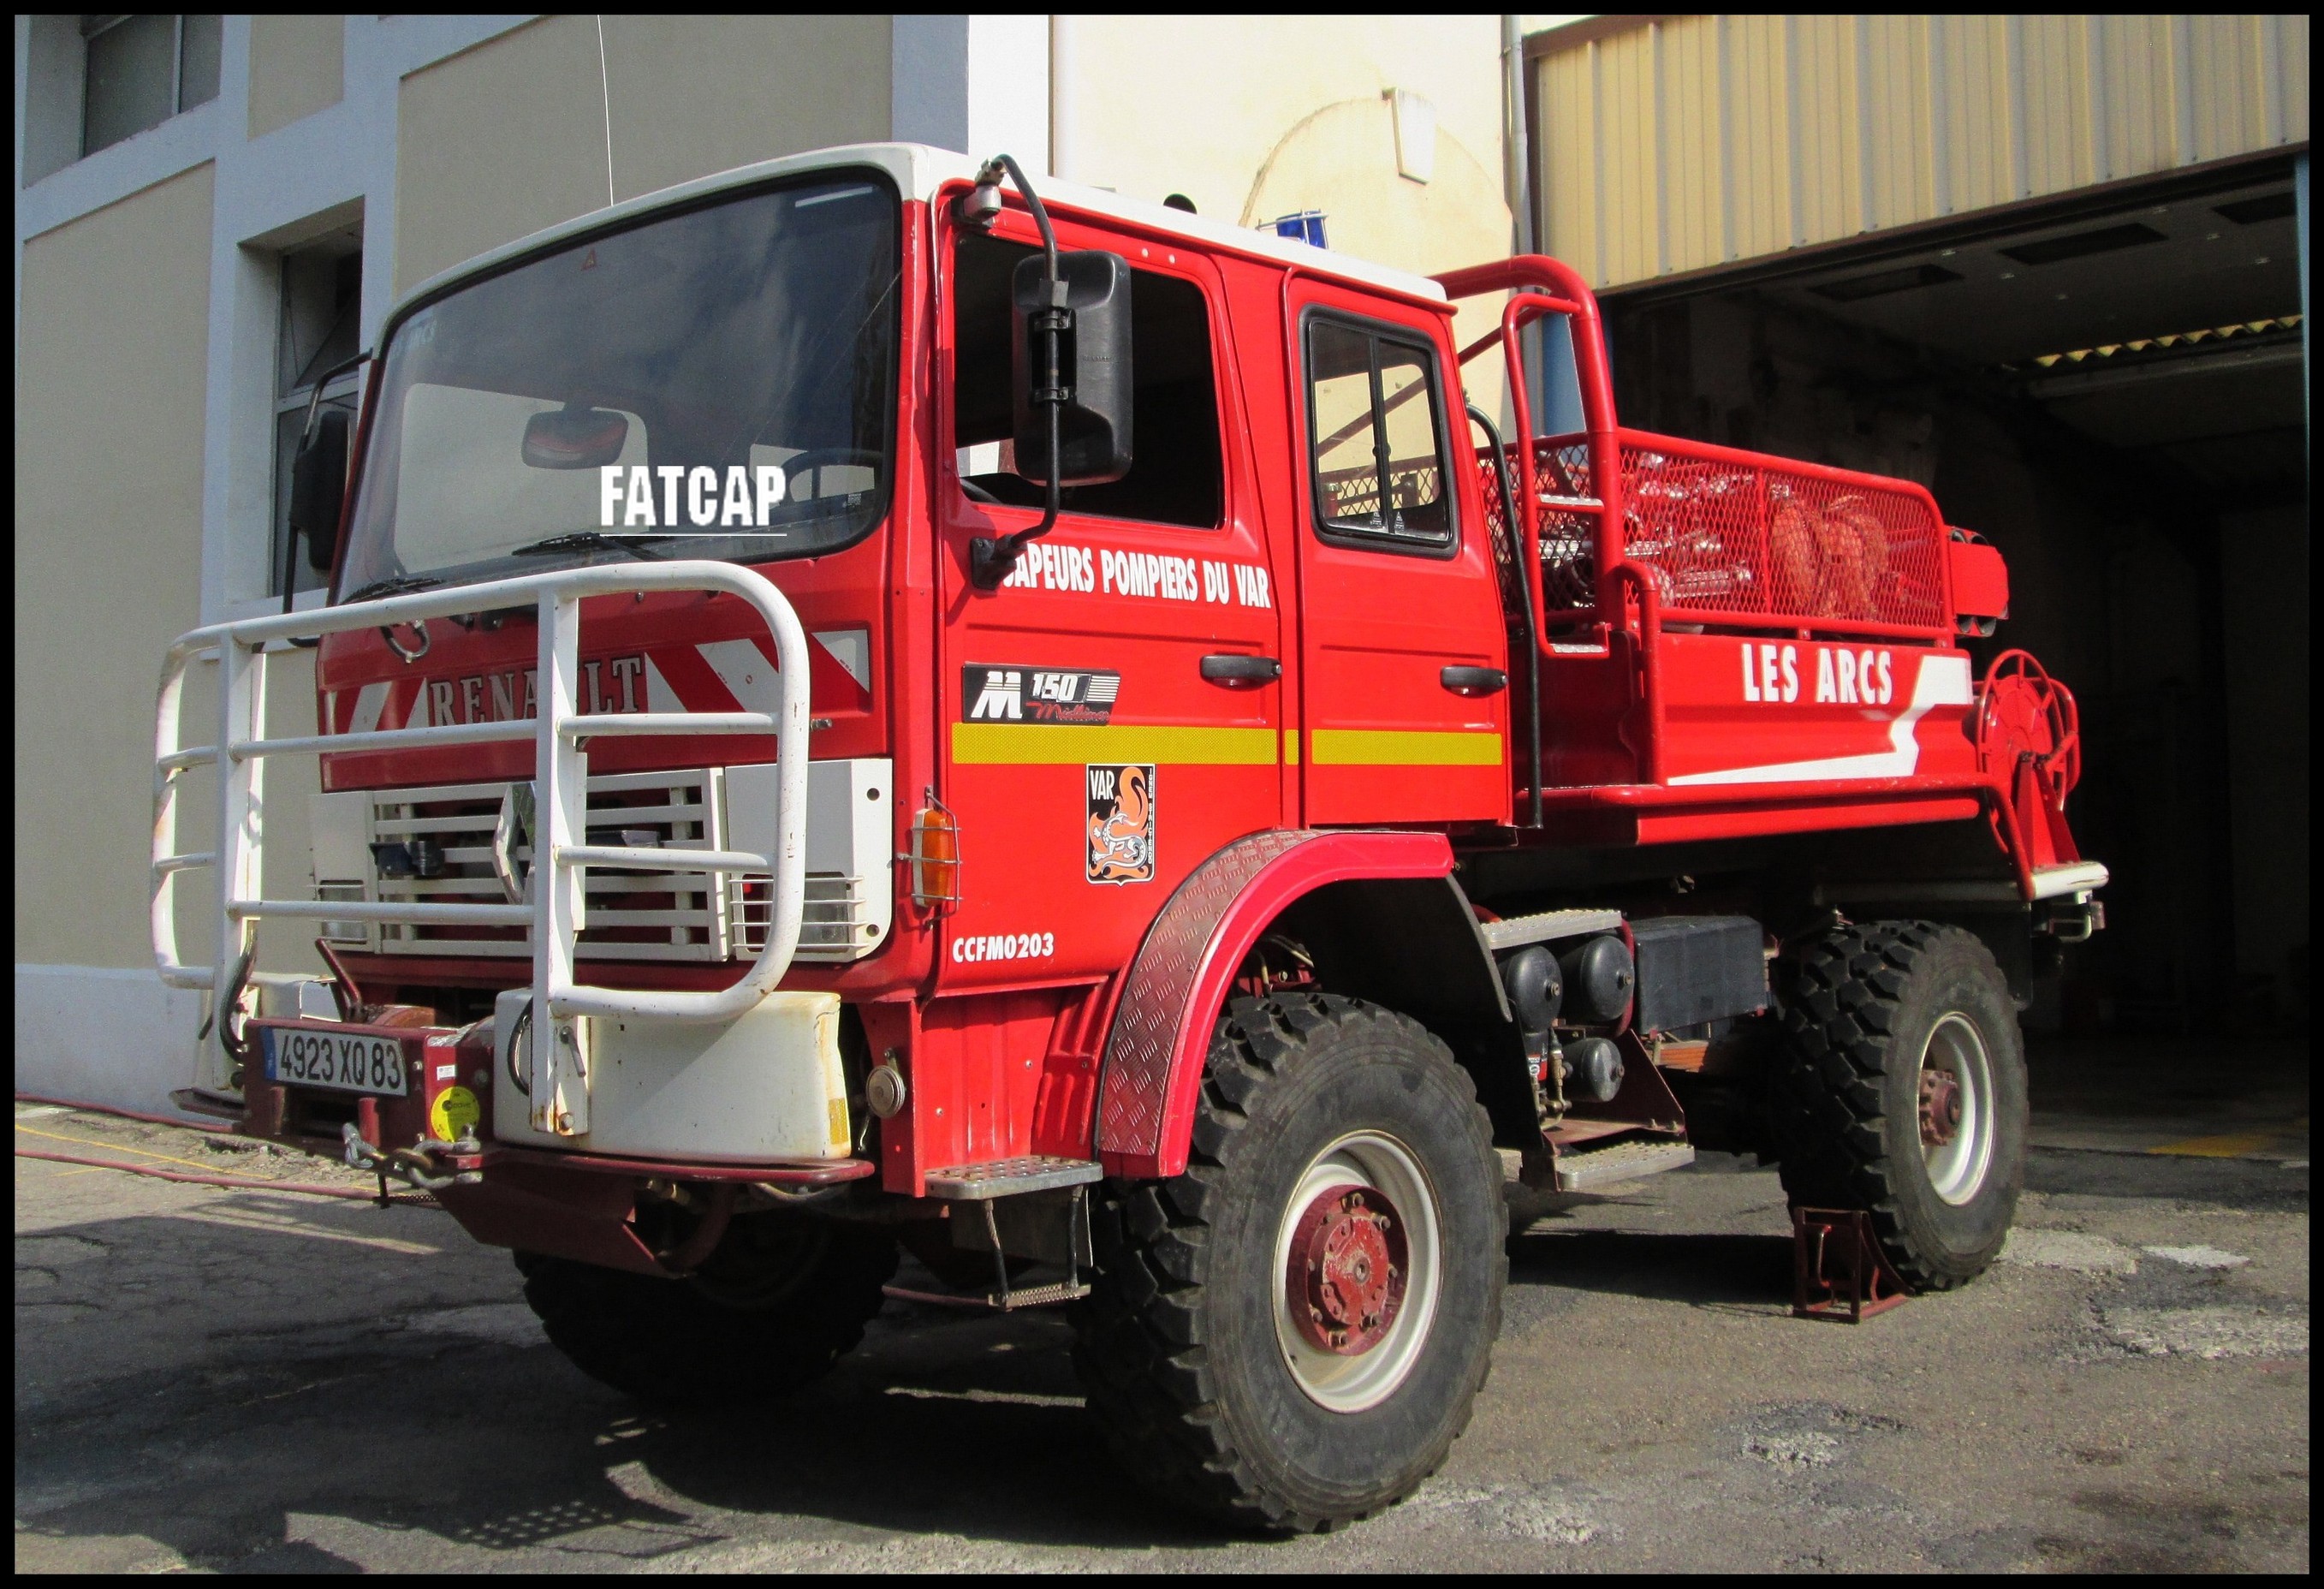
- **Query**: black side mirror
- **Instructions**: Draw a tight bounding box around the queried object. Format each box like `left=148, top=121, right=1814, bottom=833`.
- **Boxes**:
left=1010, top=251, right=1132, bottom=485
left=290, top=407, right=350, bottom=572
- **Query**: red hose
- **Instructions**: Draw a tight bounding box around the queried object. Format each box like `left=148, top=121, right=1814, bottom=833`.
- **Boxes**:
left=14, top=1091, right=230, bottom=1132
left=15, top=1147, right=437, bottom=1206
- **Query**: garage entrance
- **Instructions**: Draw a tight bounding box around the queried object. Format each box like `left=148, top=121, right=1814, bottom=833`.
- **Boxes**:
left=1596, top=154, right=2309, bottom=1039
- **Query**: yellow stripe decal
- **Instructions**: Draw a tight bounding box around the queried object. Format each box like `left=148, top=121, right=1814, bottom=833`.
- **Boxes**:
left=952, top=722, right=1280, bottom=765
left=1281, top=729, right=1299, bottom=765
left=1310, top=729, right=1506, bottom=767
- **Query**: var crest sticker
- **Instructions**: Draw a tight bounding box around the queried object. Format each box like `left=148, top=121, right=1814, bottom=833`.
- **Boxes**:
left=1086, top=764, right=1155, bottom=884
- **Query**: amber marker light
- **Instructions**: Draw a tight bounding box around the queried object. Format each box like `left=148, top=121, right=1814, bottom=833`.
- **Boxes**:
left=906, top=794, right=960, bottom=914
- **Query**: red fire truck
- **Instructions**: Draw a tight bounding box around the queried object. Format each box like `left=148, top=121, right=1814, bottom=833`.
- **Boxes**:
left=154, top=145, right=2104, bottom=1531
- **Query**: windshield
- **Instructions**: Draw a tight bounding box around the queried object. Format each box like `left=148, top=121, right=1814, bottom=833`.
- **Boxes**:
left=340, top=173, right=900, bottom=598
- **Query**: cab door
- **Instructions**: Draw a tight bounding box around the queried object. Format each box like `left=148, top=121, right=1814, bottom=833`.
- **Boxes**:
left=1287, top=284, right=1508, bottom=825
left=936, top=215, right=1284, bottom=989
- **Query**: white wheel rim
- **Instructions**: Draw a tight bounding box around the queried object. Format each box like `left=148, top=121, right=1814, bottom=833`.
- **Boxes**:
left=1270, top=1130, right=1442, bottom=1413
left=1919, top=1013, right=1995, bottom=1205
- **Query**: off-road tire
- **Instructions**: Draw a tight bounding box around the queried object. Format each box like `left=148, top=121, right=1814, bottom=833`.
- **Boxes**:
left=518, top=1217, right=896, bottom=1405
left=1773, top=920, right=2026, bottom=1290
left=1071, top=993, right=1505, bottom=1532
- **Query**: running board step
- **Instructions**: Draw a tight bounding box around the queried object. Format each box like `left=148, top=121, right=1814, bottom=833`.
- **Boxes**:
left=924, top=1156, right=1103, bottom=1199
left=1481, top=908, right=1624, bottom=952
left=883, top=1278, right=1091, bottom=1312
left=1554, top=1137, right=1695, bottom=1192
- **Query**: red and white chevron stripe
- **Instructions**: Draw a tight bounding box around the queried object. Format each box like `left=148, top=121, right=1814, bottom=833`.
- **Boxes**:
left=325, top=628, right=871, bottom=734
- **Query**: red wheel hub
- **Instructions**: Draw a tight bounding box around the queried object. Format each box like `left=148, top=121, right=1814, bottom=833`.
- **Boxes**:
left=1919, top=1068, right=1963, bottom=1147
left=1286, top=1183, right=1408, bottom=1355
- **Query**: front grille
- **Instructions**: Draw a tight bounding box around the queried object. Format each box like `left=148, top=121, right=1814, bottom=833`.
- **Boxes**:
left=330, top=765, right=885, bottom=966
left=366, top=769, right=729, bottom=962
left=728, top=873, right=878, bottom=957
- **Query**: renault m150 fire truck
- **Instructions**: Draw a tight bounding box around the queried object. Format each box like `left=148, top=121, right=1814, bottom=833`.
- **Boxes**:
left=154, top=144, right=2105, bottom=1531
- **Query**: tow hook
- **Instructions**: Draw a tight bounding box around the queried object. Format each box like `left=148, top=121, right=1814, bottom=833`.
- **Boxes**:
left=341, top=1123, right=484, bottom=1193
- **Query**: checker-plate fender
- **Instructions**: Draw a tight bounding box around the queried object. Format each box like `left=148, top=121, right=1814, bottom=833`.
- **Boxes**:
left=1093, top=828, right=1457, bottom=1179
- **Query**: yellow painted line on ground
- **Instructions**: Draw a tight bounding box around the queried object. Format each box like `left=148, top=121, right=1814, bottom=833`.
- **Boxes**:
left=952, top=722, right=1279, bottom=765
left=172, top=1205, right=443, bottom=1255
left=1309, top=728, right=1505, bottom=767
left=2146, top=1131, right=2285, bottom=1159
left=15, top=1122, right=229, bottom=1175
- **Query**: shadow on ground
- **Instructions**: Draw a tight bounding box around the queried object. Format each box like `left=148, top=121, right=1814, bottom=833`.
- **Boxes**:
left=1508, top=1227, right=1793, bottom=1310
left=15, top=1204, right=1240, bottom=1570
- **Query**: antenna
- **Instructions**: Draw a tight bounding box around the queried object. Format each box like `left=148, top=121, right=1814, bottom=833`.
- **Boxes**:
left=595, top=16, right=615, bottom=208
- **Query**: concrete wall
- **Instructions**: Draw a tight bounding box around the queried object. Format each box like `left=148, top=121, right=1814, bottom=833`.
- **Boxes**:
left=1058, top=15, right=1513, bottom=413
left=393, top=15, right=892, bottom=296
left=17, top=164, right=217, bottom=967
left=15, top=164, right=221, bottom=1099
left=247, top=15, right=345, bottom=140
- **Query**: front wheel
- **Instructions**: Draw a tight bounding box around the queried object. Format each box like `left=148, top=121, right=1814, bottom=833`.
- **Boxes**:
left=1072, top=994, right=1505, bottom=1532
left=519, top=1215, right=895, bottom=1405
left=1772, top=920, right=2027, bottom=1289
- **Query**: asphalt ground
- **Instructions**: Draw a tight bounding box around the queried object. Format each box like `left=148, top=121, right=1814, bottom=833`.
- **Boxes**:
left=15, top=1039, right=2309, bottom=1573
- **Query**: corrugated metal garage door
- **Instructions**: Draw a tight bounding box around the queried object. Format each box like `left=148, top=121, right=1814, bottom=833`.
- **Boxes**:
left=1531, top=14, right=2310, bottom=290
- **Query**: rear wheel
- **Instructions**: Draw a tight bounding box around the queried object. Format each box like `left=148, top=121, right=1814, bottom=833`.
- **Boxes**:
left=1772, top=920, right=2026, bottom=1289
left=519, top=1215, right=895, bottom=1405
left=1072, top=993, right=1505, bottom=1532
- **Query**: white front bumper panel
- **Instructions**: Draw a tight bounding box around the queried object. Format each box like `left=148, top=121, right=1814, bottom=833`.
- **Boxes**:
left=491, top=986, right=850, bottom=1161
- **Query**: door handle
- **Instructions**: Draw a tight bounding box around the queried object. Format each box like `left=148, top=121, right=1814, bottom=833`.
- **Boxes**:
left=1200, top=653, right=1281, bottom=687
left=1441, top=665, right=1507, bottom=696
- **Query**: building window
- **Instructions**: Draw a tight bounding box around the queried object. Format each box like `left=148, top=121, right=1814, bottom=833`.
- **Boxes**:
left=273, top=235, right=363, bottom=597
left=81, top=15, right=220, bottom=158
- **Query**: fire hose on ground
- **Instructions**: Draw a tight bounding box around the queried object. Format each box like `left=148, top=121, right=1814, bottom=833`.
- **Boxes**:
left=15, top=1092, right=440, bottom=1208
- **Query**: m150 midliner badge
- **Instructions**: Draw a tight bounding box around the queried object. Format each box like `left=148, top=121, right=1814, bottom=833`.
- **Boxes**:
left=964, top=664, right=1120, bottom=723
left=1085, top=763, right=1155, bottom=884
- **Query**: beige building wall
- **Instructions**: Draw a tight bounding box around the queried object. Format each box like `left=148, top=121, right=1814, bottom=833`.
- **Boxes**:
left=15, top=164, right=219, bottom=971
left=247, top=14, right=345, bottom=140
left=1058, top=15, right=1515, bottom=408
left=393, top=15, right=893, bottom=297
left=1533, top=13, right=2313, bottom=290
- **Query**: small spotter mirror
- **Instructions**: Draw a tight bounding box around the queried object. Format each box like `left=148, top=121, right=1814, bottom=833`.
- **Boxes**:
left=522, top=404, right=629, bottom=470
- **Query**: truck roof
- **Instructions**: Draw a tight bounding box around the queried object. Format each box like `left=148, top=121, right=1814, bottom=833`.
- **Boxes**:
left=391, top=141, right=1451, bottom=325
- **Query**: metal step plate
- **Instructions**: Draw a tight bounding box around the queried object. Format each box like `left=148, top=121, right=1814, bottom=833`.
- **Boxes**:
left=1482, top=908, right=1624, bottom=952
left=883, top=1279, right=1092, bottom=1312
left=1554, top=1137, right=1695, bottom=1193
left=924, top=1156, right=1103, bottom=1199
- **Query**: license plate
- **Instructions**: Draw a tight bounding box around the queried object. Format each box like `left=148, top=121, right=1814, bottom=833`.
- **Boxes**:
left=262, top=1027, right=409, bottom=1097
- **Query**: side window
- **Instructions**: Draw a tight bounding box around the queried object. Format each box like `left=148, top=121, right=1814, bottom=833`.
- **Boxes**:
left=952, top=232, right=1223, bottom=528
left=1305, top=315, right=1455, bottom=552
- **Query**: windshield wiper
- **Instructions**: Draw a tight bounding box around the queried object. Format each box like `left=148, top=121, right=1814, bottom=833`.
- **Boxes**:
left=342, top=574, right=443, bottom=603
left=508, top=531, right=669, bottom=562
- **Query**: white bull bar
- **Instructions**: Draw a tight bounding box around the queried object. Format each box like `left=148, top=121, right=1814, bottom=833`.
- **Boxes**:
left=153, top=562, right=813, bottom=1130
